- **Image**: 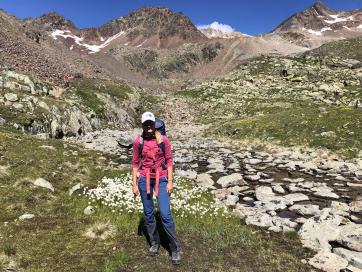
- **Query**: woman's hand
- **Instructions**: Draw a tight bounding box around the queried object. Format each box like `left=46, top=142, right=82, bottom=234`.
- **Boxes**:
left=167, top=181, right=173, bottom=194
left=133, top=184, right=139, bottom=197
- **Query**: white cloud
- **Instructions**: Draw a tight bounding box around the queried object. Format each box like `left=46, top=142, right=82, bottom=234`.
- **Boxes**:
left=197, top=21, right=235, bottom=33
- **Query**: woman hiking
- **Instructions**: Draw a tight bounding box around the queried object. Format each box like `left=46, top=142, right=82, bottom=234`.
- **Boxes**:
left=132, top=112, right=181, bottom=265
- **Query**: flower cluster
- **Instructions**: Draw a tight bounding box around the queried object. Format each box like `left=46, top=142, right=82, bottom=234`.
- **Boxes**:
left=83, top=174, right=228, bottom=218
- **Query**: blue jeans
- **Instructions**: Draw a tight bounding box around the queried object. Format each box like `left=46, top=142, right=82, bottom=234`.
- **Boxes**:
left=138, top=176, right=180, bottom=252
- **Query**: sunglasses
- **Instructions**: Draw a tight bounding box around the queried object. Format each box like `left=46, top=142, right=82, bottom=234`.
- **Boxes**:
left=142, top=120, right=155, bottom=127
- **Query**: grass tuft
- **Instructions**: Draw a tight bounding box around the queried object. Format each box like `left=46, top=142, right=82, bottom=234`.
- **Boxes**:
left=103, top=250, right=131, bottom=272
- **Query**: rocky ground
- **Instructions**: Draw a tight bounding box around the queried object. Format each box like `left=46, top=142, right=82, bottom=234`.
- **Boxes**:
left=73, top=99, right=362, bottom=271
left=1, top=41, right=362, bottom=272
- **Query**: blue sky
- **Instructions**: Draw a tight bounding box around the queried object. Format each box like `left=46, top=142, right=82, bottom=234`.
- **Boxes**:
left=1, top=0, right=361, bottom=35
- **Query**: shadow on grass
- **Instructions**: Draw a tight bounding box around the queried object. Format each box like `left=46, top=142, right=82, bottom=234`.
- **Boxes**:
left=137, top=211, right=173, bottom=255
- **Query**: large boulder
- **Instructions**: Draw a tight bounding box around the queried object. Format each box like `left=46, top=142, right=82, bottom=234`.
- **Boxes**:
left=4, top=93, right=18, bottom=102
left=334, top=248, right=362, bottom=269
left=245, top=211, right=274, bottom=228
left=309, top=252, right=348, bottom=272
left=299, top=209, right=343, bottom=252
left=336, top=224, right=362, bottom=252
left=196, top=173, right=215, bottom=189
left=216, top=173, right=245, bottom=188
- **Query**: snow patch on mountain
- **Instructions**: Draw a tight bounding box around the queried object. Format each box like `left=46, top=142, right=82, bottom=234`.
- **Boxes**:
left=50, top=29, right=126, bottom=53
left=324, top=14, right=354, bottom=24
left=302, top=27, right=332, bottom=36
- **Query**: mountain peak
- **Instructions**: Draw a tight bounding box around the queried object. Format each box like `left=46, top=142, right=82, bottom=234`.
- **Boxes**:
left=99, top=6, right=206, bottom=48
left=29, top=12, right=76, bottom=31
left=309, top=1, right=335, bottom=16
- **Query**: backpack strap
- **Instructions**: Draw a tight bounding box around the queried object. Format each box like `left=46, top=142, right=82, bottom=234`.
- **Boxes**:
left=138, top=136, right=144, bottom=159
left=156, top=133, right=166, bottom=158
left=158, top=135, right=167, bottom=170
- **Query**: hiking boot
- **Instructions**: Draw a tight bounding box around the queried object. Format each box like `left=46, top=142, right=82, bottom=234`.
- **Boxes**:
left=149, top=244, right=159, bottom=256
left=171, top=251, right=181, bottom=265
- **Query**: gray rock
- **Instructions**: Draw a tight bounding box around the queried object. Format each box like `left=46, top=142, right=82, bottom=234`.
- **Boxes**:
left=334, top=248, right=362, bottom=269
left=32, top=178, right=54, bottom=192
left=272, top=216, right=299, bottom=231
left=295, top=217, right=307, bottom=224
left=350, top=200, right=362, bottom=213
left=331, top=201, right=350, bottom=213
left=336, top=224, right=362, bottom=252
left=244, top=158, right=262, bottom=165
left=244, top=174, right=261, bottom=181
left=255, top=186, right=274, bottom=201
left=347, top=183, right=362, bottom=188
left=308, top=252, right=348, bottom=272
left=196, top=173, right=215, bottom=189
left=225, top=194, right=239, bottom=206
left=175, top=169, right=197, bottom=180
left=245, top=211, right=274, bottom=228
left=272, top=184, right=285, bottom=194
left=299, top=209, right=343, bottom=252
left=313, top=186, right=340, bottom=199
left=289, top=204, right=320, bottom=216
left=227, top=162, right=240, bottom=170
left=254, top=200, right=287, bottom=212
left=12, top=102, right=23, bottom=110
left=84, top=206, right=95, bottom=215
left=213, top=188, right=228, bottom=200
left=69, top=183, right=84, bottom=196
left=0, top=116, right=5, bottom=126
left=19, top=213, right=35, bottom=220
left=226, top=185, right=249, bottom=195
left=259, top=178, right=274, bottom=184
left=284, top=193, right=309, bottom=203
left=116, top=136, right=133, bottom=148
left=4, top=93, right=18, bottom=102
left=217, top=173, right=245, bottom=188
left=283, top=177, right=305, bottom=183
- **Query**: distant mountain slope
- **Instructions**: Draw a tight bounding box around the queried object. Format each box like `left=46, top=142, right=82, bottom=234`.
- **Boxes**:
left=0, top=9, right=109, bottom=83
left=269, top=2, right=362, bottom=47
left=307, top=36, right=362, bottom=61
left=1, top=3, right=362, bottom=90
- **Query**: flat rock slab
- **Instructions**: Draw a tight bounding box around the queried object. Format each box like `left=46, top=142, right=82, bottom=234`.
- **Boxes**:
left=336, top=224, right=362, bottom=252
left=312, top=186, right=340, bottom=199
left=333, top=248, right=362, bottom=269
left=217, top=173, right=245, bottom=188
left=244, top=174, right=261, bottom=182
left=309, top=252, right=348, bottom=272
left=196, top=173, right=215, bottom=189
left=299, top=209, right=343, bottom=252
left=289, top=204, right=320, bottom=216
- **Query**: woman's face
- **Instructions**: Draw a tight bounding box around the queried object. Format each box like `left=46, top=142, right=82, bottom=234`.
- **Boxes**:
left=142, top=120, right=155, bottom=137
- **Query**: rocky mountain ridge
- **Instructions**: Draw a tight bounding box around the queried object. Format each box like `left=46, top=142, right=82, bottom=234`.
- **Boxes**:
left=1, top=3, right=362, bottom=90
left=270, top=2, right=362, bottom=47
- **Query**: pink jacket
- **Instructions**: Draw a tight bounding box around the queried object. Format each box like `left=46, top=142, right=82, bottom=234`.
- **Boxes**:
left=132, top=135, right=173, bottom=178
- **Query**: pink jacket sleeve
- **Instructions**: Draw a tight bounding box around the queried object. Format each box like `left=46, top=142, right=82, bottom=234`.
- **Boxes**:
left=131, top=137, right=140, bottom=168
left=163, top=136, right=173, bottom=168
